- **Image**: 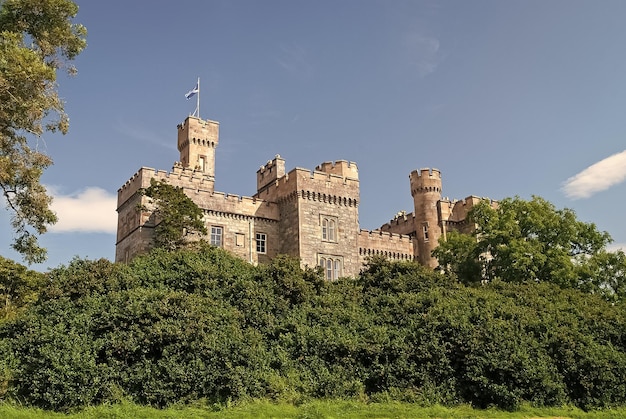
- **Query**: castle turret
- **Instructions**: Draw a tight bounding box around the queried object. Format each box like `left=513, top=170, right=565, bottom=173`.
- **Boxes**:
left=177, top=116, right=219, bottom=191
left=256, top=155, right=286, bottom=194
left=410, top=168, right=443, bottom=268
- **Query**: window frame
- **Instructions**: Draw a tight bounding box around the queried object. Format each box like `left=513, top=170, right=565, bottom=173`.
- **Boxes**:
left=321, top=215, right=338, bottom=242
left=318, top=254, right=343, bottom=280
left=210, top=225, right=223, bottom=247
left=256, top=232, right=267, bottom=254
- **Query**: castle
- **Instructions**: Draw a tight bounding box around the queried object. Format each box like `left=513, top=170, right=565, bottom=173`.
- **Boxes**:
left=116, top=115, right=492, bottom=279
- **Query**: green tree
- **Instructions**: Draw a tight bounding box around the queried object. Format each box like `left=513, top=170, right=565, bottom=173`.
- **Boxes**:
left=0, top=0, right=86, bottom=263
left=0, top=255, right=44, bottom=319
left=140, top=178, right=207, bottom=251
left=433, top=196, right=618, bottom=293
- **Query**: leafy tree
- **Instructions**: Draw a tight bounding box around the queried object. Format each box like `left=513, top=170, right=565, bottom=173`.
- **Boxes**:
left=0, top=0, right=86, bottom=263
left=0, top=256, right=44, bottom=319
left=433, top=196, right=618, bottom=293
left=140, top=178, right=207, bottom=251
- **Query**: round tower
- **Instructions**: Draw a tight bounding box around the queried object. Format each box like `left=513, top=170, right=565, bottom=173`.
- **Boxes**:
left=410, top=168, right=443, bottom=268
left=177, top=116, right=219, bottom=189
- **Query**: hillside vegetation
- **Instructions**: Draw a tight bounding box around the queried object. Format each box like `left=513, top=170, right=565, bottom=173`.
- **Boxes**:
left=0, top=244, right=625, bottom=412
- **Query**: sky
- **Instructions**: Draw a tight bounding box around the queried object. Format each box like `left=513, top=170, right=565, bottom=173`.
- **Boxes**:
left=2, top=0, right=626, bottom=271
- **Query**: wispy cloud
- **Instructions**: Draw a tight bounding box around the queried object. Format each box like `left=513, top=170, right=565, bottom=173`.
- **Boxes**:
left=48, top=187, right=117, bottom=233
left=277, top=42, right=314, bottom=79
left=562, top=150, right=626, bottom=199
left=115, top=118, right=175, bottom=151
left=404, top=33, right=442, bottom=77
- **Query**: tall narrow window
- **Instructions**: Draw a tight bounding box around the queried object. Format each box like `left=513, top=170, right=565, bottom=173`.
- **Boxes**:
left=256, top=233, right=267, bottom=253
left=198, top=156, right=206, bottom=172
left=321, top=216, right=338, bottom=242
left=318, top=255, right=343, bottom=281
left=210, top=226, right=223, bottom=247
left=422, top=223, right=429, bottom=241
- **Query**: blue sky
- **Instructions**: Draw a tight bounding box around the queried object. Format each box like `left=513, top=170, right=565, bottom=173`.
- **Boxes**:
left=2, top=0, right=626, bottom=270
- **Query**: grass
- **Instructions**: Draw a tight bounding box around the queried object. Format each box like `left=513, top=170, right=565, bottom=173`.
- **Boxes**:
left=1, top=400, right=626, bottom=419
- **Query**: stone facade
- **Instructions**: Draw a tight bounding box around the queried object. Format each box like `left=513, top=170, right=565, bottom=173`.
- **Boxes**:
left=116, top=115, right=495, bottom=279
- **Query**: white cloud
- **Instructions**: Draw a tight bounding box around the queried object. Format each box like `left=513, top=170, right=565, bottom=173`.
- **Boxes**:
left=48, top=187, right=117, bottom=234
left=562, top=150, right=626, bottom=199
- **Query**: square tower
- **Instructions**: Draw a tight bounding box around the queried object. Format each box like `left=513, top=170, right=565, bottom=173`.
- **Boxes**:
left=177, top=116, right=219, bottom=191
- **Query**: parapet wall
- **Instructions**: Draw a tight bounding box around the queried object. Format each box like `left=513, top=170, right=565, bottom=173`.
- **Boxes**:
left=357, top=229, right=415, bottom=261
left=257, top=155, right=286, bottom=193
left=198, top=191, right=279, bottom=221
left=117, top=164, right=215, bottom=208
left=255, top=163, right=360, bottom=203
left=410, top=168, right=442, bottom=194
left=379, top=210, right=416, bottom=236
left=315, top=160, right=358, bottom=180
left=448, top=195, right=497, bottom=223
left=177, top=116, right=219, bottom=150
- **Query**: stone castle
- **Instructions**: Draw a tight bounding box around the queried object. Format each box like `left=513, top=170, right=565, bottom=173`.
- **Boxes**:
left=116, top=115, right=492, bottom=279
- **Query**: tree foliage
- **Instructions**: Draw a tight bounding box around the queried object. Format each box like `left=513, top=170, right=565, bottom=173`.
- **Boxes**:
left=0, top=256, right=44, bottom=320
left=1, top=249, right=625, bottom=411
left=140, top=178, right=207, bottom=251
left=0, top=0, right=86, bottom=263
left=433, top=196, right=625, bottom=300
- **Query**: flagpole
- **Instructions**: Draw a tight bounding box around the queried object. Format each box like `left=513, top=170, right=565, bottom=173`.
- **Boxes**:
left=196, top=77, right=200, bottom=119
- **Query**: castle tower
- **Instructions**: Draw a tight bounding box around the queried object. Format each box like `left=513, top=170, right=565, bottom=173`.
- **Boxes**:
left=410, top=168, right=443, bottom=268
left=177, top=116, right=219, bottom=191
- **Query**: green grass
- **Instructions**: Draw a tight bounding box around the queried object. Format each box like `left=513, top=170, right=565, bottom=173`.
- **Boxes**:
left=1, top=400, right=626, bottom=419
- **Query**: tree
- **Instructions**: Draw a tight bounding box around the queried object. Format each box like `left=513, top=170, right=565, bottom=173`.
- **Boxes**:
left=0, top=0, right=86, bottom=263
left=0, top=255, right=44, bottom=319
left=433, top=196, right=620, bottom=295
left=140, top=178, right=207, bottom=251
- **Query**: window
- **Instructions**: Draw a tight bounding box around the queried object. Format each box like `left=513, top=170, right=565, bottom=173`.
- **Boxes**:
left=318, top=255, right=342, bottom=280
left=210, top=226, right=223, bottom=246
left=321, top=216, right=337, bottom=242
left=422, top=223, right=429, bottom=241
left=256, top=233, right=267, bottom=253
left=235, top=233, right=245, bottom=247
left=198, top=156, right=206, bottom=172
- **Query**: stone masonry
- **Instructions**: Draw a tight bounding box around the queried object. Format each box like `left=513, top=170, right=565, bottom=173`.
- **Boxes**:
left=116, top=115, right=496, bottom=279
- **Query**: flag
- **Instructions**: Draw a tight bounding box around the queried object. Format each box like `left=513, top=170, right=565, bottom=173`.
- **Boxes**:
left=185, top=83, right=199, bottom=99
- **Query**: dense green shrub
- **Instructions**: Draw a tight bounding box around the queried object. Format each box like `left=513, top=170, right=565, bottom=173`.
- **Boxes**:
left=0, top=249, right=625, bottom=411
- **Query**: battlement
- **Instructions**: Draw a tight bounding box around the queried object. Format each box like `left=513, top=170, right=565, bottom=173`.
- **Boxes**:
left=255, top=163, right=360, bottom=202
left=410, top=168, right=442, bottom=195
left=257, top=155, right=286, bottom=192
left=378, top=210, right=416, bottom=236
left=199, top=191, right=280, bottom=221
left=448, top=195, right=497, bottom=222
left=117, top=165, right=215, bottom=207
left=357, top=229, right=415, bottom=261
left=315, top=160, right=359, bottom=180
left=358, top=229, right=413, bottom=243
left=177, top=116, right=219, bottom=144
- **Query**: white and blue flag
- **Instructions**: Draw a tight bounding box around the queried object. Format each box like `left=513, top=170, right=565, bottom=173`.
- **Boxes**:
left=185, top=83, right=199, bottom=99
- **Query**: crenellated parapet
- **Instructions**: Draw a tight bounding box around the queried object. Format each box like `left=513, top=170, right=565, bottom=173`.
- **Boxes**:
left=198, top=191, right=280, bottom=221
left=410, top=168, right=442, bottom=195
left=257, top=155, right=286, bottom=193
left=357, top=229, right=415, bottom=261
left=315, top=160, right=358, bottom=180
left=176, top=116, right=219, bottom=152
left=379, top=210, right=416, bottom=236
left=254, top=163, right=360, bottom=204
left=117, top=165, right=215, bottom=208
